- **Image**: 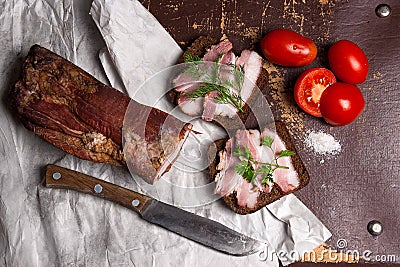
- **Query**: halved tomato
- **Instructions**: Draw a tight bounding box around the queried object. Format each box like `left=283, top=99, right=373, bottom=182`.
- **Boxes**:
left=294, top=68, right=337, bottom=117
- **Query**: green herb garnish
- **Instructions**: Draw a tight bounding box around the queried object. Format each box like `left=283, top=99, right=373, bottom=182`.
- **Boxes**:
left=184, top=54, right=201, bottom=63
left=234, top=137, right=295, bottom=187
left=183, top=54, right=245, bottom=113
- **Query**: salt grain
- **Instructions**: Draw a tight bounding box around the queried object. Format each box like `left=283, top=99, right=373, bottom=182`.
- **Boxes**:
left=304, top=131, right=341, bottom=156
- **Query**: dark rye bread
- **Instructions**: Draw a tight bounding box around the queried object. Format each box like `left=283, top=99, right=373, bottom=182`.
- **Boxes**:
left=208, top=121, right=310, bottom=215
left=170, top=36, right=269, bottom=129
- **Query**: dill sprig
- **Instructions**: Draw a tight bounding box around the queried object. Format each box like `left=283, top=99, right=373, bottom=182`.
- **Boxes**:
left=183, top=54, right=245, bottom=113
left=234, top=137, right=295, bottom=187
left=183, top=54, right=204, bottom=79
left=186, top=82, right=245, bottom=112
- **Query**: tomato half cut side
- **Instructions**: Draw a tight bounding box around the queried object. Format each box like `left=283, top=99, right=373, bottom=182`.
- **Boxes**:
left=294, top=68, right=337, bottom=117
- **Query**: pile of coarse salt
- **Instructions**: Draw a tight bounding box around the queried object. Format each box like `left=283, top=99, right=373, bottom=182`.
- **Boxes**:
left=304, top=130, right=341, bottom=161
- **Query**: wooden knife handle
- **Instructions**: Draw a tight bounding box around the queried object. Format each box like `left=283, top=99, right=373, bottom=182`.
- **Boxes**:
left=45, top=164, right=153, bottom=214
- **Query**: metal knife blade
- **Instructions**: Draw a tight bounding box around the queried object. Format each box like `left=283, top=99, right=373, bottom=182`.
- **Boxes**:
left=141, top=199, right=262, bottom=256
left=44, top=164, right=263, bottom=256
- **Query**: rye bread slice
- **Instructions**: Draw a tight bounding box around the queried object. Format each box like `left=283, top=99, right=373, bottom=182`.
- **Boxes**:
left=170, top=36, right=269, bottom=128
left=208, top=121, right=310, bottom=215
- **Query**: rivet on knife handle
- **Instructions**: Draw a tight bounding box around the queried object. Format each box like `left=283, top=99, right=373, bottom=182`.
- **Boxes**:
left=45, top=164, right=152, bottom=214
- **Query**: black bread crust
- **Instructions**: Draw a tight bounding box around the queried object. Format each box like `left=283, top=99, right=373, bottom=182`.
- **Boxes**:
left=180, top=36, right=217, bottom=63
left=209, top=121, right=310, bottom=215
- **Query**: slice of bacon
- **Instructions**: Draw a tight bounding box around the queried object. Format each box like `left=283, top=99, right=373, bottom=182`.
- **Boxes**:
left=215, top=139, right=241, bottom=196
left=236, top=179, right=259, bottom=209
left=214, top=128, right=300, bottom=209
left=202, top=91, right=219, bottom=121
left=200, top=50, right=263, bottom=122
left=219, top=51, right=236, bottom=65
left=260, top=128, right=300, bottom=192
left=202, top=39, right=233, bottom=62
left=176, top=93, right=204, bottom=116
left=173, top=39, right=264, bottom=122
left=235, top=50, right=263, bottom=103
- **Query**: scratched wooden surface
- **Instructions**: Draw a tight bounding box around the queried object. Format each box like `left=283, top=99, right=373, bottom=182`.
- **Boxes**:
left=139, top=0, right=400, bottom=264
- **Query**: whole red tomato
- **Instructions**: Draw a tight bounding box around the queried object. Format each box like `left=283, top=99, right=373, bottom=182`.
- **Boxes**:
left=319, top=82, right=365, bottom=126
left=328, top=40, right=369, bottom=84
left=260, top=29, right=317, bottom=67
left=294, top=68, right=337, bottom=117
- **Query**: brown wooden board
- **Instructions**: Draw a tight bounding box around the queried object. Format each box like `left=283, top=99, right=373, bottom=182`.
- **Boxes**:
left=139, top=0, right=400, bottom=264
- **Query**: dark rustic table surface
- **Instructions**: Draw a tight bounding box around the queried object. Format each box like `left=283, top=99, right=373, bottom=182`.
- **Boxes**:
left=138, top=0, right=400, bottom=265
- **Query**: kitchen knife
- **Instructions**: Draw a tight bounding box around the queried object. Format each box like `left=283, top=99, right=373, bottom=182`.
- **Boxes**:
left=44, top=164, right=264, bottom=256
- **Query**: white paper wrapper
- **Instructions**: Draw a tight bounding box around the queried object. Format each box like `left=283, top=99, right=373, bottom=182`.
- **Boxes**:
left=91, top=0, right=332, bottom=266
left=0, top=1, right=120, bottom=266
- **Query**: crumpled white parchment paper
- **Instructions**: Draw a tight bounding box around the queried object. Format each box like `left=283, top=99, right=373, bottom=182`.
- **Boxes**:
left=0, top=0, right=330, bottom=266
left=91, top=0, right=331, bottom=266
